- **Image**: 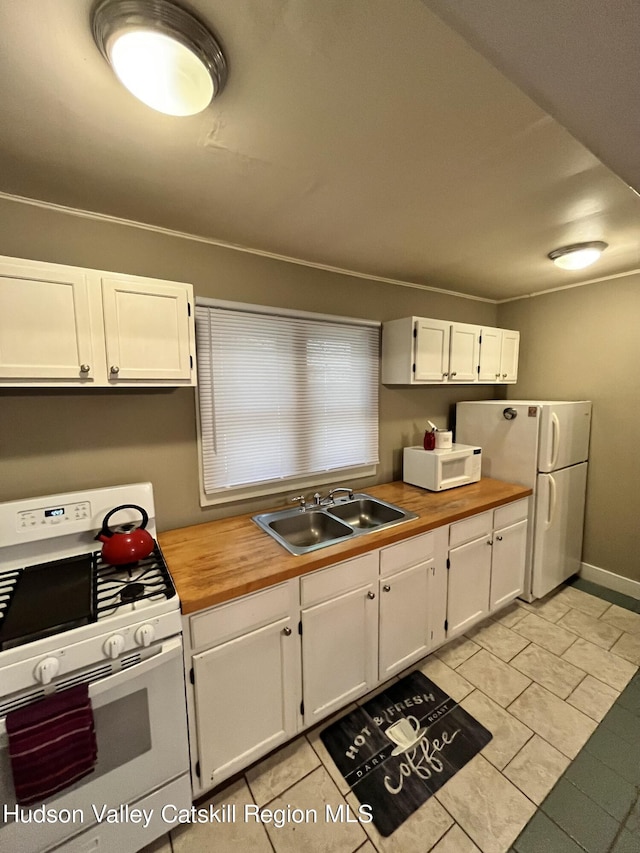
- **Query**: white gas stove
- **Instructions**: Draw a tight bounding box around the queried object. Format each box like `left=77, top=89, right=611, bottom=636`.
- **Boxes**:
left=0, top=483, right=191, bottom=853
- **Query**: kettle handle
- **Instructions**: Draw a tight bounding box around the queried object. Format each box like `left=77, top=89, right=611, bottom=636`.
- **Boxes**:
left=97, top=504, right=149, bottom=539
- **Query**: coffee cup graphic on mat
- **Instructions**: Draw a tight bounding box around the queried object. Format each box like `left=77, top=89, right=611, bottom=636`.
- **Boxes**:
left=385, top=716, right=427, bottom=756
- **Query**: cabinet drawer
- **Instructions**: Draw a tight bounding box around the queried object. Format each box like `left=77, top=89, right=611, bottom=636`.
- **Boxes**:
left=449, top=511, right=492, bottom=548
left=379, top=531, right=435, bottom=578
left=190, top=581, right=296, bottom=651
left=301, top=552, right=378, bottom=607
left=494, top=498, right=529, bottom=529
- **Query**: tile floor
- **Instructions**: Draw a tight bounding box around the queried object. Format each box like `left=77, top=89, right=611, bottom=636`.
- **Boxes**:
left=143, top=579, right=640, bottom=853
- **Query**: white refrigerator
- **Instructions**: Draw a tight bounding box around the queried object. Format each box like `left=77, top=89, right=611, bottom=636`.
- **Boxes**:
left=455, top=400, right=592, bottom=601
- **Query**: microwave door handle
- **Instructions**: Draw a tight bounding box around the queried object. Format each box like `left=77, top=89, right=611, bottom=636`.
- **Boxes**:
left=546, top=474, right=557, bottom=529
left=550, top=413, right=560, bottom=469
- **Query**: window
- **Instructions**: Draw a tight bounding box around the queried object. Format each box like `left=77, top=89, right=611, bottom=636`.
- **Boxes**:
left=196, top=300, right=379, bottom=503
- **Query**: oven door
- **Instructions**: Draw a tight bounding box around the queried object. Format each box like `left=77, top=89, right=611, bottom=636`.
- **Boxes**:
left=0, top=636, right=190, bottom=853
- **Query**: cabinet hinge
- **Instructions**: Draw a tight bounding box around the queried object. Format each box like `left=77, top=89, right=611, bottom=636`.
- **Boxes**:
left=413, top=327, right=417, bottom=338
left=477, top=364, right=480, bottom=374
left=444, top=619, right=448, bottom=632
left=189, top=667, right=194, bottom=685
left=446, top=557, right=450, bottom=569
left=188, top=302, right=191, bottom=317
left=412, top=363, right=416, bottom=373
left=479, top=335, right=482, bottom=344
left=298, top=620, right=303, bottom=635
left=195, top=761, right=200, bottom=779
left=190, top=354, right=193, bottom=369
left=300, top=700, right=305, bottom=716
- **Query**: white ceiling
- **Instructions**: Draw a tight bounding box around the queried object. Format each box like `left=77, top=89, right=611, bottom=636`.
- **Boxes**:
left=0, top=0, right=638, bottom=301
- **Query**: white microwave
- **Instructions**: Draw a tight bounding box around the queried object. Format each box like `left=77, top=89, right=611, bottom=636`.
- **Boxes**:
left=403, top=443, right=482, bottom=492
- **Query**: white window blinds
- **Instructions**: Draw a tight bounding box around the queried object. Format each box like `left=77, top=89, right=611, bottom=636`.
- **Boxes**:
left=196, top=302, right=379, bottom=499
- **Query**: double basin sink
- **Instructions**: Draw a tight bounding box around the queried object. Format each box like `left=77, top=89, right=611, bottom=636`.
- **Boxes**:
left=252, top=493, right=418, bottom=556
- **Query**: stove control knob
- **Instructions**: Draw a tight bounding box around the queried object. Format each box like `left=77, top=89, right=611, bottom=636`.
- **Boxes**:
left=135, top=624, right=155, bottom=648
left=34, top=657, right=60, bottom=685
left=104, top=634, right=126, bottom=660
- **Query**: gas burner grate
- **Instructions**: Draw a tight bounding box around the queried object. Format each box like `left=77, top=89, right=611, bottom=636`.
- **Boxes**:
left=93, top=544, right=176, bottom=619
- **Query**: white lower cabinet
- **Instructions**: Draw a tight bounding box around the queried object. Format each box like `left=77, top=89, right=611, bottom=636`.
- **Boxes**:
left=378, top=528, right=448, bottom=679
left=300, top=552, right=378, bottom=725
left=447, top=531, right=493, bottom=636
left=187, top=582, right=301, bottom=793
left=447, top=500, right=528, bottom=637
left=490, top=500, right=529, bottom=610
left=183, top=499, right=527, bottom=795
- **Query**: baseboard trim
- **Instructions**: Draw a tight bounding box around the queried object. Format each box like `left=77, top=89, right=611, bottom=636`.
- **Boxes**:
left=579, top=562, right=640, bottom=601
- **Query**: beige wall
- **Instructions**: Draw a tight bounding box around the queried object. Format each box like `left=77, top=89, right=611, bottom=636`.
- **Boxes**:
left=0, top=196, right=497, bottom=531
left=498, top=274, right=640, bottom=582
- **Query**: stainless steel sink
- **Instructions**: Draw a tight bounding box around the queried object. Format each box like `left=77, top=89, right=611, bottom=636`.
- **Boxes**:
left=253, top=493, right=418, bottom=556
left=327, top=498, right=405, bottom=529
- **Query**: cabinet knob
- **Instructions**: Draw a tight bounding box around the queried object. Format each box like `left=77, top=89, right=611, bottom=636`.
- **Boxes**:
left=496, top=535, right=503, bottom=541
left=367, top=591, right=376, bottom=600
left=502, top=373, right=508, bottom=378
left=283, top=626, right=292, bottom=636
left=383, top=584, right=391, bottom=592
left=496, top=372, right=501, bottom=378
left=110, top=365, right=120, bottom=375
left=450, top=371, right=457, bottom=377
left=442, top=372, right=448, bottom=378
left=487, top=539, right=493, bottom=546
left=80, top=364, right=91, bottom=373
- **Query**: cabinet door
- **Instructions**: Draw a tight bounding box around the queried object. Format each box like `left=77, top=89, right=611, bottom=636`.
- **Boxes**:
left=447, top=536, right=491, bottom=636
left=449, top=323, right=480, bottom=382
left=192, top=617, right=299, bottom=787
left=490, top=519, right=527, bottom=611
left=101, top=276, right=192, bottom=381
left=379, top=561, right=431, bottom=679
left=499, top=330, right=520, bottom=382
left=0, top=264, right=93, bottom=380
left=302, top=583, right=378, bottom=725
left=478, top=327, right=502, bottom=382
left=414, top=319, right=450, bottom=382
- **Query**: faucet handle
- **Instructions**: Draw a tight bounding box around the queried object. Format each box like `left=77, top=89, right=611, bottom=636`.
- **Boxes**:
left=290, top=494, right=308, bottom=510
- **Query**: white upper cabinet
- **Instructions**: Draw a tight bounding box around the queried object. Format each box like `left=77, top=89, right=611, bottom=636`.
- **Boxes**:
left=381, top=316, right=519, bottom=385
left=0, top=260, right=94, bottom=381
left=478, top=326, right=520, bottom=383
left=101, top=275, right=193, bottom=382
left=449, top=322, right=481, bottom=382
left=414, top=318, right=450, bottom=382
left=0, top=255, right=196, bottom=387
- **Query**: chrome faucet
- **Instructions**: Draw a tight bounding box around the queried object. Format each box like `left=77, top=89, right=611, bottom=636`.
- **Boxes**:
left=328, top=487, right=355, bottom=501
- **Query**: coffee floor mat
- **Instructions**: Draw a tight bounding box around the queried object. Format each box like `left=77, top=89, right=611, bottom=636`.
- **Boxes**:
left=320, top=670, right=492, bottom=837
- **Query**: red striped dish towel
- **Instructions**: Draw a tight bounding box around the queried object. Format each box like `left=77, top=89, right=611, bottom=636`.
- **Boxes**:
left=6, top=684, right=97, bottom=805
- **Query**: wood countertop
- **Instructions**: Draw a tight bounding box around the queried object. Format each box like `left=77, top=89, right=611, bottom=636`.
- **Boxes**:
left=158, top=479, right=532, bottom=615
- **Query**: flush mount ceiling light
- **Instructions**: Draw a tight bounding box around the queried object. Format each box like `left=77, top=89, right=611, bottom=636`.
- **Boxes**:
left=547, top=241, right=608, bottom=271
left=92, top=0, right=227, bottom=116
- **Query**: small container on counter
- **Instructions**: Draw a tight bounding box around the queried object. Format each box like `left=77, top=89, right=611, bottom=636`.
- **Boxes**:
left=434, top=430, right=453, bottom=450
left=423, top=429, right=436, bottom=450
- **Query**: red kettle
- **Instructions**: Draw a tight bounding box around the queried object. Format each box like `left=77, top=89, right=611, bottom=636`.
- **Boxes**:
left=95, top=504, right=155, bottom=565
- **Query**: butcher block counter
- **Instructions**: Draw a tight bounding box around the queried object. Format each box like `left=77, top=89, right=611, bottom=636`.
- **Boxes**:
left=159, top=478, right=531, bottom=614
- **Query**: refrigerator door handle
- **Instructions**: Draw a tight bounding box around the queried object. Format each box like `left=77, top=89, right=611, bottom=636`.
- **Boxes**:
left=546, top=474, right=557, bottom=529
left=550, top=413, right=560, bottom=469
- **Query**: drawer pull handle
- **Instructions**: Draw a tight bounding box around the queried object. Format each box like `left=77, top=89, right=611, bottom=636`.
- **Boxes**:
left=383, top=584, right=391, bottom=592
left=283, top=626, right=292, bottom=636
left=367, top=591, right=376, bottom=600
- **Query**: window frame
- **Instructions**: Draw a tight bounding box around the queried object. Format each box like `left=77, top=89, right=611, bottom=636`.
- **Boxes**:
left=195, top=297, right=381, bottom=507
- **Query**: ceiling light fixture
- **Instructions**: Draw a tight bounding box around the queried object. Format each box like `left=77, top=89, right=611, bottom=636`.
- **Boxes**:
left=92, top=0, right=227, bottom=116
left=547, top=241, right=608, bottom=271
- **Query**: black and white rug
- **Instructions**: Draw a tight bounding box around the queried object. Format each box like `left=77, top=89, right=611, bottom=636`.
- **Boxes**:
left=320, top=670, right=492, bottom=837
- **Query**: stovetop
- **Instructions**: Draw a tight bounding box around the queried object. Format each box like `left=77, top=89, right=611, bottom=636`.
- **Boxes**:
left=0, top=544, right=176, bottom=652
